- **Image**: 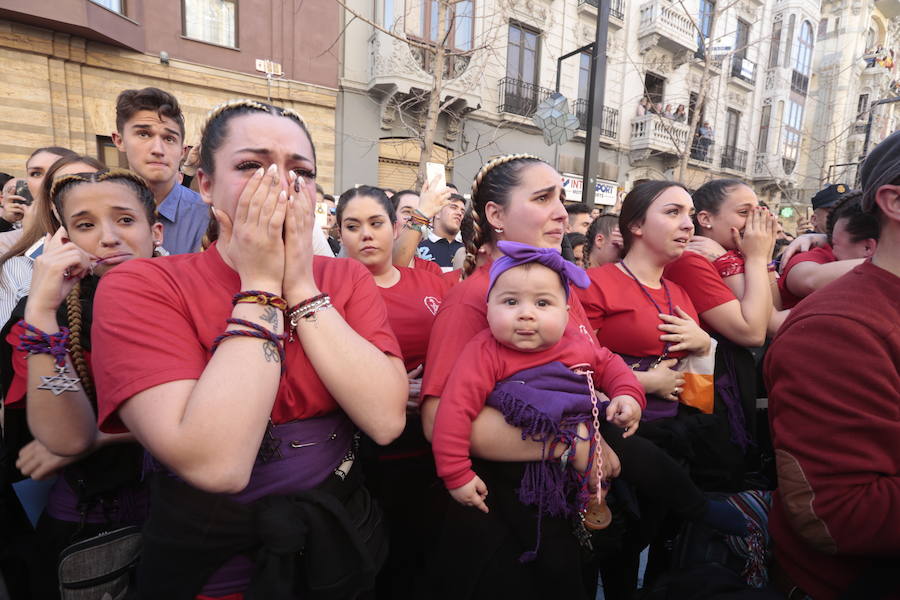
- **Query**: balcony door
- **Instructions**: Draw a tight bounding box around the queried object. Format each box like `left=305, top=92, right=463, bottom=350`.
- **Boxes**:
left=723, top=109, right=740, bottom=168
left=505, top=22, right=541, bottom=115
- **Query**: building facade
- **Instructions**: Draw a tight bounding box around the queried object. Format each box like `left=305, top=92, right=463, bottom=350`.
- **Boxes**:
left=335, top=0, right=900, bottom=222
left=0, top=0, right=341, bottom=191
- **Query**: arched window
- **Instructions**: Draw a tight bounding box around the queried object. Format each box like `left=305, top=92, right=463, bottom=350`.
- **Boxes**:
left=793, top=21, right=814, bottom=76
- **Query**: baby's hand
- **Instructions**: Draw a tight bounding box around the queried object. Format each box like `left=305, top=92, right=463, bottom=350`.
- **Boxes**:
left=606, top=395, right=642, bottom=437
left=449, top=475, right=489, bottom=513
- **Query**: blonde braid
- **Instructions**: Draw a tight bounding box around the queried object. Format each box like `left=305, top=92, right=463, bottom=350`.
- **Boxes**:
left=463, top=153, right=542, bottom=278
left=201, top=99, right=308, bottom=138
left=469, top=153, right=540, bottom=201
left=65, top=282, right=95, bottom=403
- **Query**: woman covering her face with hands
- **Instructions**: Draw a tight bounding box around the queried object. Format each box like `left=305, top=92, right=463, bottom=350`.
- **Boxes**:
left=90, top=100, right=407, bottom=599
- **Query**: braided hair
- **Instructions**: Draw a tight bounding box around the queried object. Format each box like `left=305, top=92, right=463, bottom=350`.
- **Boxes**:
left=463, top=154, right=543, bottom=277
left=199, top=99, right=315, bottom=175
left=65, top=281, right=95, bottom=403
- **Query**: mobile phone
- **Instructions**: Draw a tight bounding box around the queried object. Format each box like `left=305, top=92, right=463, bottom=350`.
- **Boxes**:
left=13, top=180, right=33, bottom=205
left=426, top=162, right=447, bottom=191
left=314, top=201, right=328, bottom=230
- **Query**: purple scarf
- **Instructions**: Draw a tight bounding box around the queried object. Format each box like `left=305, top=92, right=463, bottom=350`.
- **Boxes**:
left=486, top=361, right=607, bottom=561
left=488, top=241, right=590, bottom=299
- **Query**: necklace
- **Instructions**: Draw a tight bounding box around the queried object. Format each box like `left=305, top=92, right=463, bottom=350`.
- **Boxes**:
left=619, top=259, right=674, bottom=358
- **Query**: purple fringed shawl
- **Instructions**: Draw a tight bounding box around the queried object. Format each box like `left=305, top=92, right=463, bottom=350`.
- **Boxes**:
left=485, top=361, right=607, bottom=561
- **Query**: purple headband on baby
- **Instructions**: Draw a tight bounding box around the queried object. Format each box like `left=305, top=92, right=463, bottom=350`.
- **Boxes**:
left=488, top=241, right=591, bottom=300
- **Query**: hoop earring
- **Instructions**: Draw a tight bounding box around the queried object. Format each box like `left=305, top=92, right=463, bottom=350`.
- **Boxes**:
left=494, top=228, right=504, bottom=234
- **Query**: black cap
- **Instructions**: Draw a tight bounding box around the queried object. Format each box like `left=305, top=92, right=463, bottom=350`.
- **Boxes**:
left=859, top=129, right=900, bottom=214
left=811, top=183, right=849, bottom=210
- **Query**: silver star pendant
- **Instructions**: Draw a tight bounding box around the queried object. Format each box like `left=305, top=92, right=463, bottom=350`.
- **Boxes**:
left=37, top=366, right=81, bottom=396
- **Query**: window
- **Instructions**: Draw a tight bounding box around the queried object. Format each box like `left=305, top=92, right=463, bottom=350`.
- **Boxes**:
left=183, top=0, right=237, bottom=48
left=698, top=0, right=715, bottom=55
left=735, top=19, right=750, bottom=59
left=782, top=100, right=804, bottom=174
left=784, top=14, right=795, bottom=68
left=90, top=0, right=124, bottom=13
left=857, top=93, right=869, bottom=117
left=416, top=0, right=474, bottom=51
left=501, top=22, right=542, bottom=116
left=817, top=18, right=827, bottom=37
left=506, top=22, right=539, bottom=84
left=833, top=17, right=840, bottom=33
left=644, top=72, right=665, bottom=106
left=757, top=104, right=771, bottom=152
left=454, top=0, right=474, bottom=51
left=96, top=136, right=129, bottom=169
left=689, top=91, right=704, bottom=125
left=382, top=0, right=395, bottom=29
left=768, top=20, right=782, bottom=68
left=792, top=21, right=814, bottom=76
left=725, top=109, right=740, bottom=149
left=578, top=51, right=591, bottom=102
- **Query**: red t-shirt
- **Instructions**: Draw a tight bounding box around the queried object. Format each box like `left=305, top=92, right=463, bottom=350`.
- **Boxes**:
left=421, top=262, right=598, bottom=400
left=576, top=263, right=699, bottom=359
left=378, top=266, right=450, bottom=371
left=441, top=268, right=462, bottom=287
left=413, top=256, right=443, bottom=277
left=92, top=244, right=401, bottom=433
left=433, top=328, right=645, bottom=488
left=663, top=251, right=737, bottom=330
left=778, top=245, right=836, bottom=309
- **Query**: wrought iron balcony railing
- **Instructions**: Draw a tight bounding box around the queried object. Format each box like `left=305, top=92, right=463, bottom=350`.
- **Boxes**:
left=573, top=99, right=620, bottom=139
left=690, top=139, right=714, bottom=164
left=720, top=145, right=748, bottom=172
left=498, top=76, right=553, bottom=117
left=730, top=56, right=756, bottom=85
left=577, top=0, right=625, bottom=20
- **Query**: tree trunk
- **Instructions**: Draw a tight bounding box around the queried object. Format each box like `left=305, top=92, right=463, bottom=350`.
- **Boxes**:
left=678, top=7, right=720, bottom=182
left=415, top=0, right=449, bottom=189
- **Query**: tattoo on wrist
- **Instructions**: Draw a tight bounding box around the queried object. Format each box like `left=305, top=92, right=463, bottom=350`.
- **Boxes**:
left=262, top=341, right=280, bottom=363
left=260, top=306, right=279, bottom=328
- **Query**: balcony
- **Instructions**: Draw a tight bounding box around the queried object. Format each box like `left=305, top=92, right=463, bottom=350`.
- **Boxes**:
left=637, top=0, right=697, bottom=55
left=497, top=77, right=554, bottom=117
left=369, top=31, right=482, bottom=109
left=573, top=99, right=619, bottom=140
left=689, top=140, right=715, bottom=166
left=629, top=114, right=691, bottom=157
left=720, top=145, right=748, bottom=172
left=790, top=70, right=809, bottom=95
left=577, top=0, right=625, bottom=28
left=729, top=56, right=757, bottom=87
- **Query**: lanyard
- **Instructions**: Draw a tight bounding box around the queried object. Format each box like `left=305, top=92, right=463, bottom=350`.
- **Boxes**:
left=618, top=259, right=674, bottom=360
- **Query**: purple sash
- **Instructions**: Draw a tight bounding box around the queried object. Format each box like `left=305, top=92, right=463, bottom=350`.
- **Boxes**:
left=617, top=354, right=681, bottom=421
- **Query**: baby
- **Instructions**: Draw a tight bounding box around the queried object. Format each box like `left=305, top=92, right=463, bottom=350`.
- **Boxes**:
left=432, top=242, right=747, bottom=557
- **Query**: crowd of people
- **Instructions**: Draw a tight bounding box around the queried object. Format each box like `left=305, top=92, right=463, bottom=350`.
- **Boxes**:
left=0, top=86, right=896, bottom=600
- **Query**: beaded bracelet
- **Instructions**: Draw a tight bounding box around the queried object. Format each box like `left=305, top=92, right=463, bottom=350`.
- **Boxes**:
left=212, top=318, right=287, bottom=374
left=17, top=321, right=81, bottom=395
left=288, top=296, right=333, bottom=340
left=233, top=290, right=288, bottom=312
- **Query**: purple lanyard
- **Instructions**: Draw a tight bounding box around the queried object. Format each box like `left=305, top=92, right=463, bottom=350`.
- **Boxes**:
left=618, top=260, right=674, bottom=360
